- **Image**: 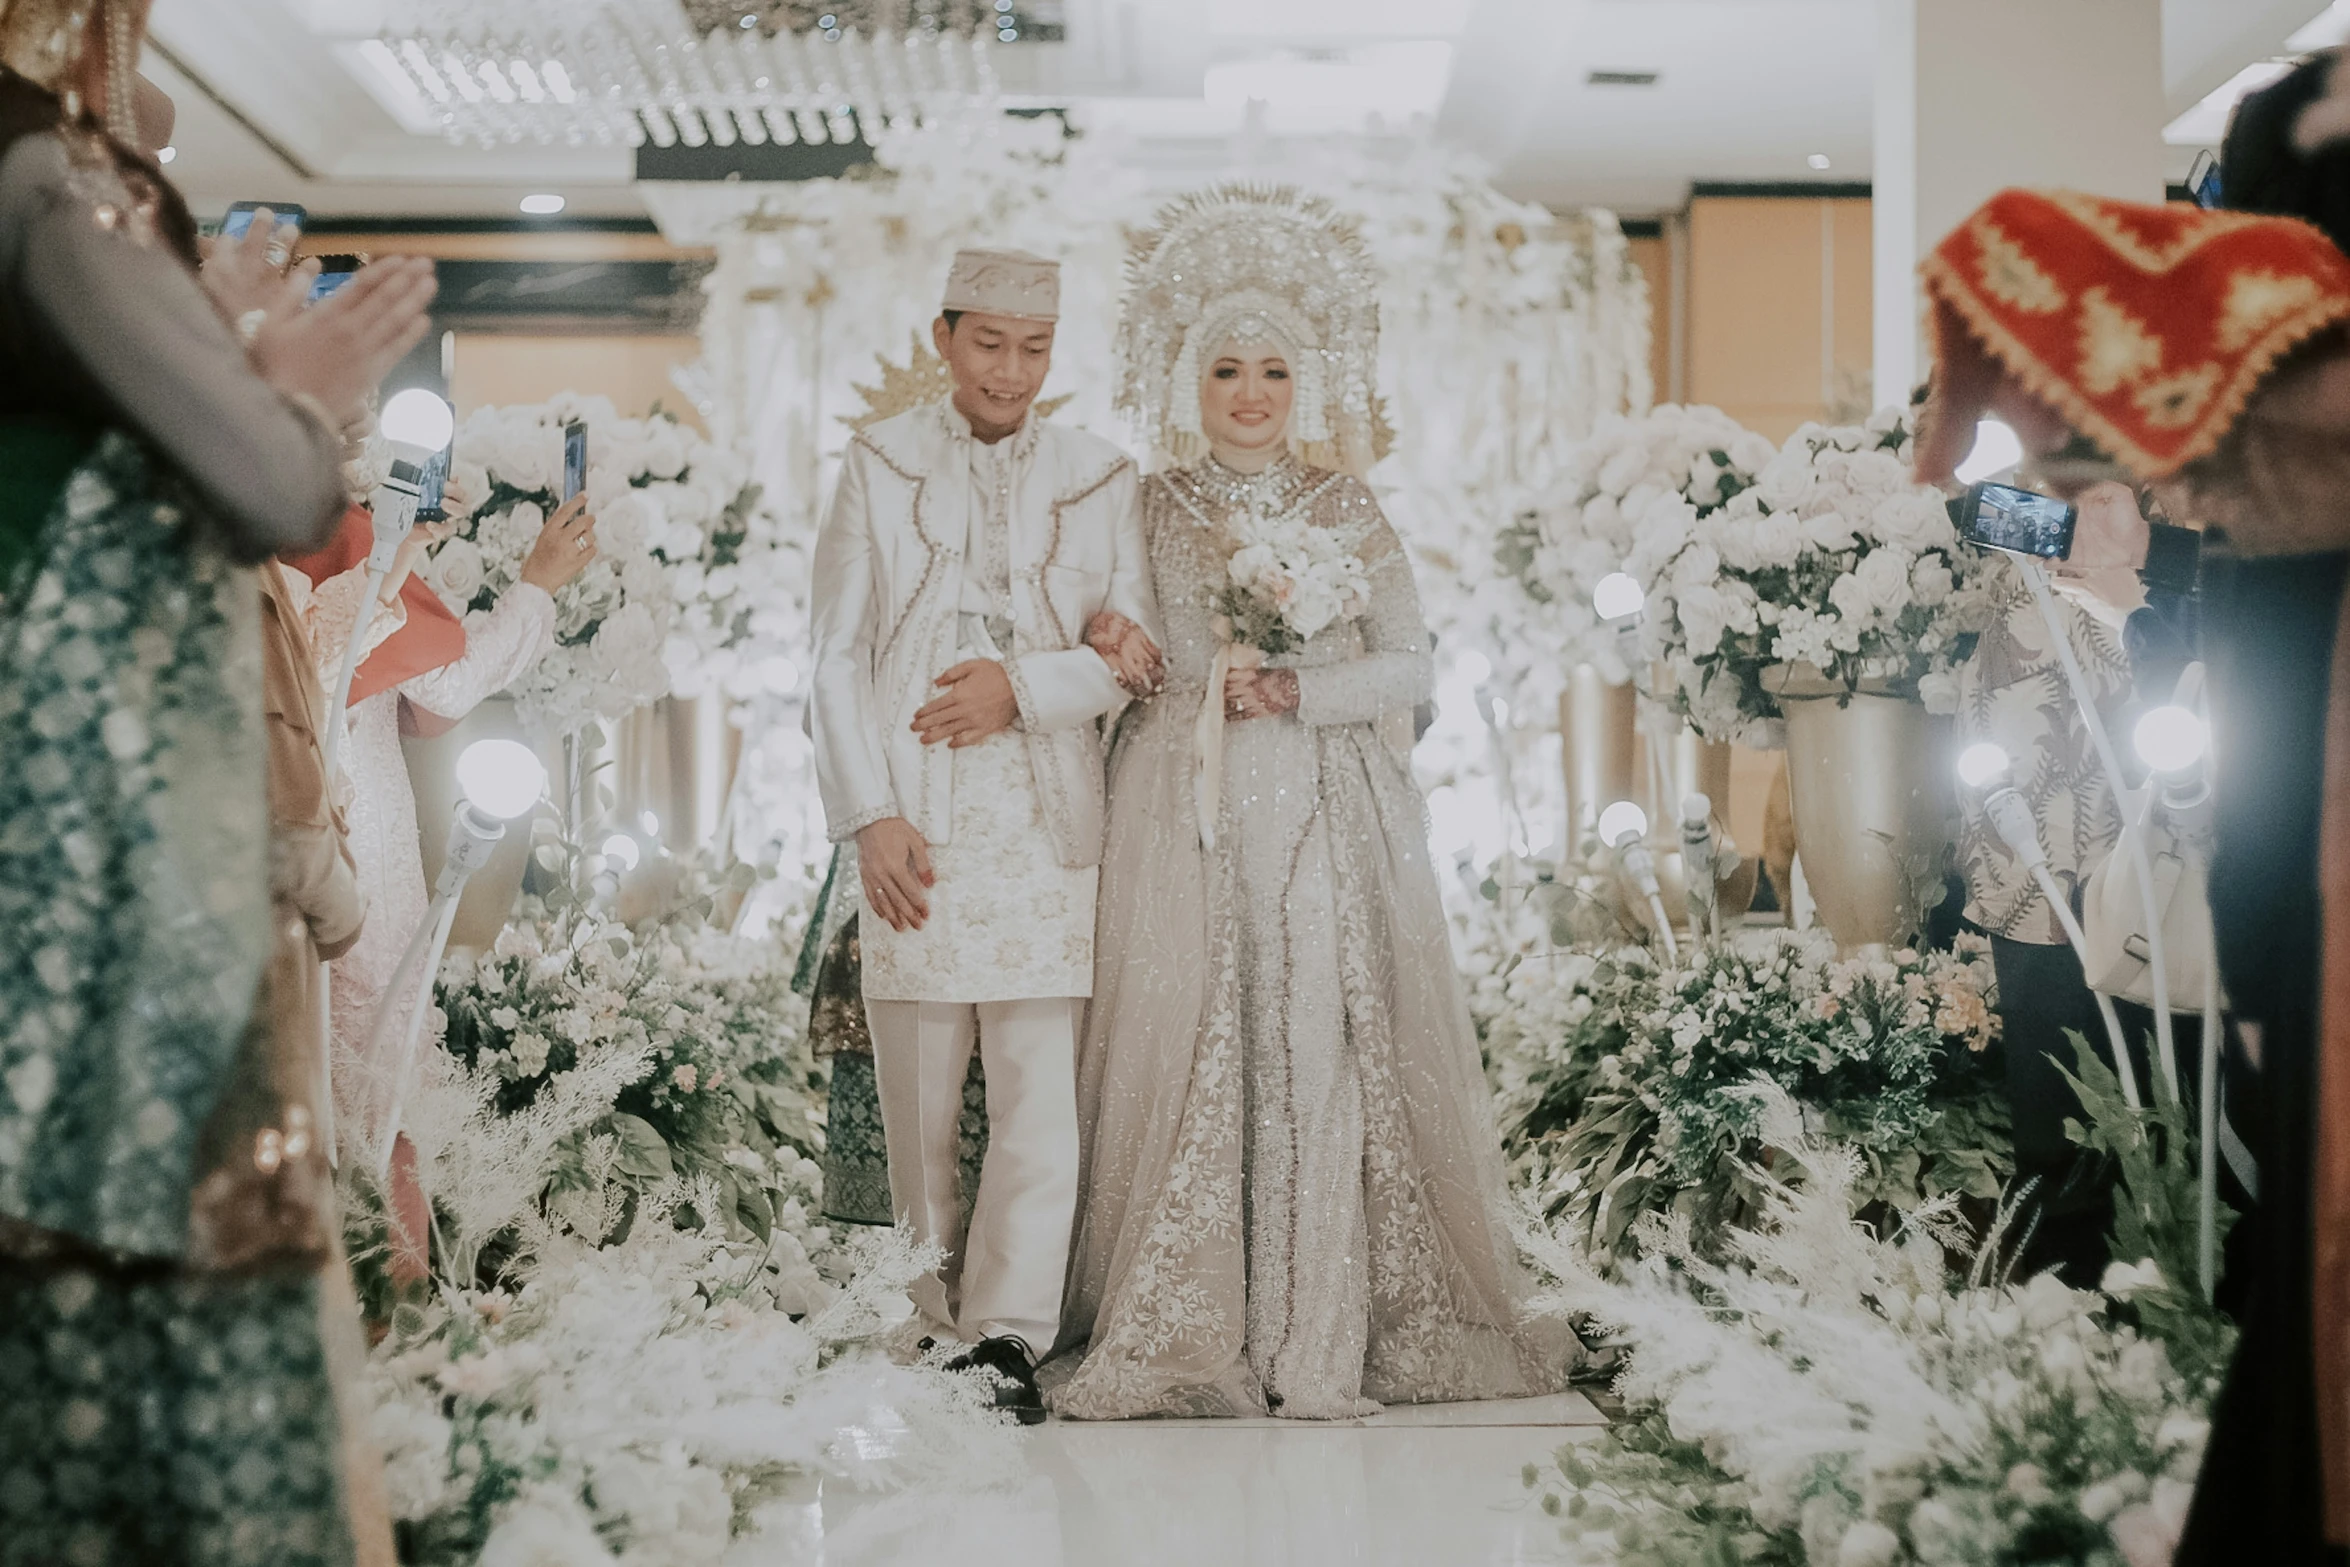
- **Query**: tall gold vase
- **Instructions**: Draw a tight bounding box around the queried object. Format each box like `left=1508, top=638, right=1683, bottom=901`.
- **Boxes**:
left=1772, top=665, right=1952, bottom=955
left=1559, top=663, right=1638, bottom=848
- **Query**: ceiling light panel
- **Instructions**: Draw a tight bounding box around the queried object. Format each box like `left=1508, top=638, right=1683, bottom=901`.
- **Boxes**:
left=1205, top=0, right=1474, bottom=39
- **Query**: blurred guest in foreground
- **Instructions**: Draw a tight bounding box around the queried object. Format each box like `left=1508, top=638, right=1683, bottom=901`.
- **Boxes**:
left=1914, top=175, right=2350, bottom=1564
left=0, top=0, right=432, bottom=1560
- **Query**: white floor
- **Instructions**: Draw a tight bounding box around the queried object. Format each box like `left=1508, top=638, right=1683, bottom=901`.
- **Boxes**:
left=746, top=1394, right=1607, bottom=1567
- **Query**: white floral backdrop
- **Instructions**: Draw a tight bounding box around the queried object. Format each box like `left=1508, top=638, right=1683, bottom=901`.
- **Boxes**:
left=643, top=112, right=1654, bottom=893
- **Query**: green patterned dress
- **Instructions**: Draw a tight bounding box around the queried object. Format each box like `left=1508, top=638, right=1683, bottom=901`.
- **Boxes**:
left=0, top=439, right=359, bottom=1567
left=796, top=850, right=989, bottom=1228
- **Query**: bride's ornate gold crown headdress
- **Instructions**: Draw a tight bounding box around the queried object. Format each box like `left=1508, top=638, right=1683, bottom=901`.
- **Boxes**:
left=1114, top=184, right=1383, bottom=475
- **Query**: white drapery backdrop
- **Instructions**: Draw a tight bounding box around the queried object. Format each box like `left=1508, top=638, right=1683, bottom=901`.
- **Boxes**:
left=645, top=114, right=1653, bottom=909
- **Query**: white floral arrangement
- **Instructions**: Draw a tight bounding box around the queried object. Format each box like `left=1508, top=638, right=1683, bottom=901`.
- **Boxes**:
left=1497, top=403, right=1777, bottom=680
left=1633, top=408, right=1998, bottom=748
left=367, top=1202, right=1020, bottom=1566
left=1216, top=507, right=1373, bottom=655
left=432, top=394, right=768, bottom=737
left=1519, top=1083, right=2225, bottom=1567
left=357, top=878, right=1023, bottom=1564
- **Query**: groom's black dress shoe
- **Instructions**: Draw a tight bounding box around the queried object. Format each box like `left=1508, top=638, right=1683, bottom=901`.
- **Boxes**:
left=946, top=1334, right=1048, bottom=1425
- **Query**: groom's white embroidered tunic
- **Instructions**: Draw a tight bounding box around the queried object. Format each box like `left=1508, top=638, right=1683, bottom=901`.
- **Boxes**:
left=809, top=284, right=1157, bottom=1345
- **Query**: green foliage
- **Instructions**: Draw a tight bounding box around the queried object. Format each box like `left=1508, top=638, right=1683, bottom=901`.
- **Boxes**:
left=1488, top=934, right=2012, bottom=1266
left=2056, top=1030, right=2239, bottom=1387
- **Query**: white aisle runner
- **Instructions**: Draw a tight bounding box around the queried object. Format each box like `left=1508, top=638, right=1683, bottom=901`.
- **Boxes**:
left=740, top=1394, right=1607, bottom=1567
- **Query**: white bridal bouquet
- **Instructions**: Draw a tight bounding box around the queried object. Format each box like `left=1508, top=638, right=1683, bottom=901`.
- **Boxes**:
left=433, top=394, right=771, bottom=736
left=1634, top=408, right=1997, bottom=748
left=1215, top=507, right=1373, bottom=655
left=1498, top=403, right=1777, bottom=680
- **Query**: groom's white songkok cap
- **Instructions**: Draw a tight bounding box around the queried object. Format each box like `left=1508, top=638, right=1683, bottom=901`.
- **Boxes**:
left=943, top=248, right=1061, bottom=322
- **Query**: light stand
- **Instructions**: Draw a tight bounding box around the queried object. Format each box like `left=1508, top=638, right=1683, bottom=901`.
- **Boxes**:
left=2012, top=556, right=2183, bottom=1105
left=1602, top=800, right=1679, bottom=964
left=1680, top=791, right=1718, bottom=945
left=2130, top=672, right=2225, bottom=1300
left=1957, top=741, right=2143, bottom=1111
left=365, top=738, right=546, bottom=1176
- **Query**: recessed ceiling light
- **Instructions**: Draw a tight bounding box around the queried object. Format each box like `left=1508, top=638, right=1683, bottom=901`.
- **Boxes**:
left=1587, top=70, right=1659, bottom=87
left=156, top=145, right=176, bottom=164
left=1808, top=153, right=1832, bottom=171
left=519, top=192, right=567, bottom=215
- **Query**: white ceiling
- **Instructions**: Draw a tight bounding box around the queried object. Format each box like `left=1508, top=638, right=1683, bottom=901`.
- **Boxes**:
left=145, top=0, right=2326, bottom=224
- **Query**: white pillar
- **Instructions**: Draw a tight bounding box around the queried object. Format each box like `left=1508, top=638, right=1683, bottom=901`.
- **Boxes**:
left=1873, top=0, right=2168, bottom=406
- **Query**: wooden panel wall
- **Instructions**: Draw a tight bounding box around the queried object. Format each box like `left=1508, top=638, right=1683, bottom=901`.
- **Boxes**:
left=1685, top=196, right=1873, bottom=442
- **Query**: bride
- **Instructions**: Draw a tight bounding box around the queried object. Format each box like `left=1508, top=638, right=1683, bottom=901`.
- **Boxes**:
left=1047, top=187, right=1571, bottom=1420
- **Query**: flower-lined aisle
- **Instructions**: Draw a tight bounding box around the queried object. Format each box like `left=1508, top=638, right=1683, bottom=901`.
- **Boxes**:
left=343, top=853, right=1021, bottom=1565
left=1506, top=1066, right=2227, bottom=1567
left=1469, top=394, right=2231, bottom=1566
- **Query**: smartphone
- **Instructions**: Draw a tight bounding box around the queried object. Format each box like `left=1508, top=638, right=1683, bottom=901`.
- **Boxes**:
left=1959, top=480, right=2077, bottom=560
left=219, top=200, right=306, bottom=242
left=2142, top=521, right=2204, bottom=596
left=2186, top=149, right=2222, bottom=212
left=562, top=421, right=587, bottom=503
left=415, top=444, right=453, bottom=523
left=307, top=254, right=362, bottom=305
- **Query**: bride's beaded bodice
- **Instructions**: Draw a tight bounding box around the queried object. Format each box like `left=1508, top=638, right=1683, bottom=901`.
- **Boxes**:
left=1140, top=454, right=1432, bottom=721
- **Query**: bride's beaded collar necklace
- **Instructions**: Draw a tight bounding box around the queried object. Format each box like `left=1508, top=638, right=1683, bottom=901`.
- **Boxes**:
left=1165, top=450, right=1333, bottom=531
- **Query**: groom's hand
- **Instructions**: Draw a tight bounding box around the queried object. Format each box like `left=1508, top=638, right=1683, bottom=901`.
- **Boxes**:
left=913, top=660, right=1019, bottom=748
left=857, top=817, right=935, bottom=931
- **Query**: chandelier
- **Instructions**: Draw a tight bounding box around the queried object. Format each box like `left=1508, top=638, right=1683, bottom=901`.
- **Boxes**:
left=372, top=1, right=1062, bottom=150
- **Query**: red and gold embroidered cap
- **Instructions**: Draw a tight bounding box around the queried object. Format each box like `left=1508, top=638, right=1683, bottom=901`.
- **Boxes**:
left=1922, top=188, right=2350, bottom=479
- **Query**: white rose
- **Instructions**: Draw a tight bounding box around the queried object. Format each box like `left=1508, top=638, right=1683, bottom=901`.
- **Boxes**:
left=619, top=553, right=668, bottom=607
left=487, top=418, right=558, bottom=494
left=1854, top=546, right=1914, bottom=615
left=1675, top=581, right=1732, bottom=656
left=1596, top=442, right=1648, bottom=496
left=1804, top=510, right=1859, bottom=552
left=1836, top=1521, right=1901, bottom=1567
left=1754, top=454, right=1815, bottom=512
left=1918, top=666, right=1960, bottom=712
left=1229, top=543, right=1278, bottom=586
left=1873, top=489, right=1956, bottom=553
left=430, top=538, right=486, bottom=605
left=1910, top=557, right=1954, bottom=606
left=1671, top=541, right=1722, bottom=591
left=447, top=458, right=491, bottom=518
left=659, top=478, right=718, bottom=533
left=1729, top=431, right=1778, bottom=474
left=1579, top=492, right=1622, bottom=540
left=595, top=601, right=661, bottom=665
left=641, top=422, right=689, bottom=480
left=594, top=491, right=652, bottom=558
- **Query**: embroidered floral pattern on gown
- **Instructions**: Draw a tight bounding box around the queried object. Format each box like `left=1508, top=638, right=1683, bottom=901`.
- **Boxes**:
left=1049, top=458, right=1572, bottom=1420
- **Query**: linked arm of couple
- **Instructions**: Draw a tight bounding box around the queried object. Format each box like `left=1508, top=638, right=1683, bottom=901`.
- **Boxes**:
left=806, top=435, right=1158, bottom=890
left=807, top=428, right=1434, bottom=925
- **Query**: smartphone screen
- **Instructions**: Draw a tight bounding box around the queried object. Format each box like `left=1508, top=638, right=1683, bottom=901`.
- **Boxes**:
left=2142, top=521, right=2204, bottom=596
left=219, top=200, right=307, bottom=241
left=415, top=445, right=452, bottom=523
left=307, top=269, right=359, bottom=305
left=1960, top=480, right=2077, bottom=560
left=562, top=421, right=588, bottom=503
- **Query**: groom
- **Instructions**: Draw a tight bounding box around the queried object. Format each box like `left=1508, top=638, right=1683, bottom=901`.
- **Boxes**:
left=809, top=248, right=1161, bottom=1420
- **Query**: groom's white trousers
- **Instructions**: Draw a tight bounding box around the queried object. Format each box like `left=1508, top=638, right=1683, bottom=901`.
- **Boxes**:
left=866, top=997, right=1081, bottom=1349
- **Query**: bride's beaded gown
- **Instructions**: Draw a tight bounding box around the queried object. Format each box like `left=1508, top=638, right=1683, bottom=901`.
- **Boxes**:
left=1048, top=456, right=1569, bottom=1420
